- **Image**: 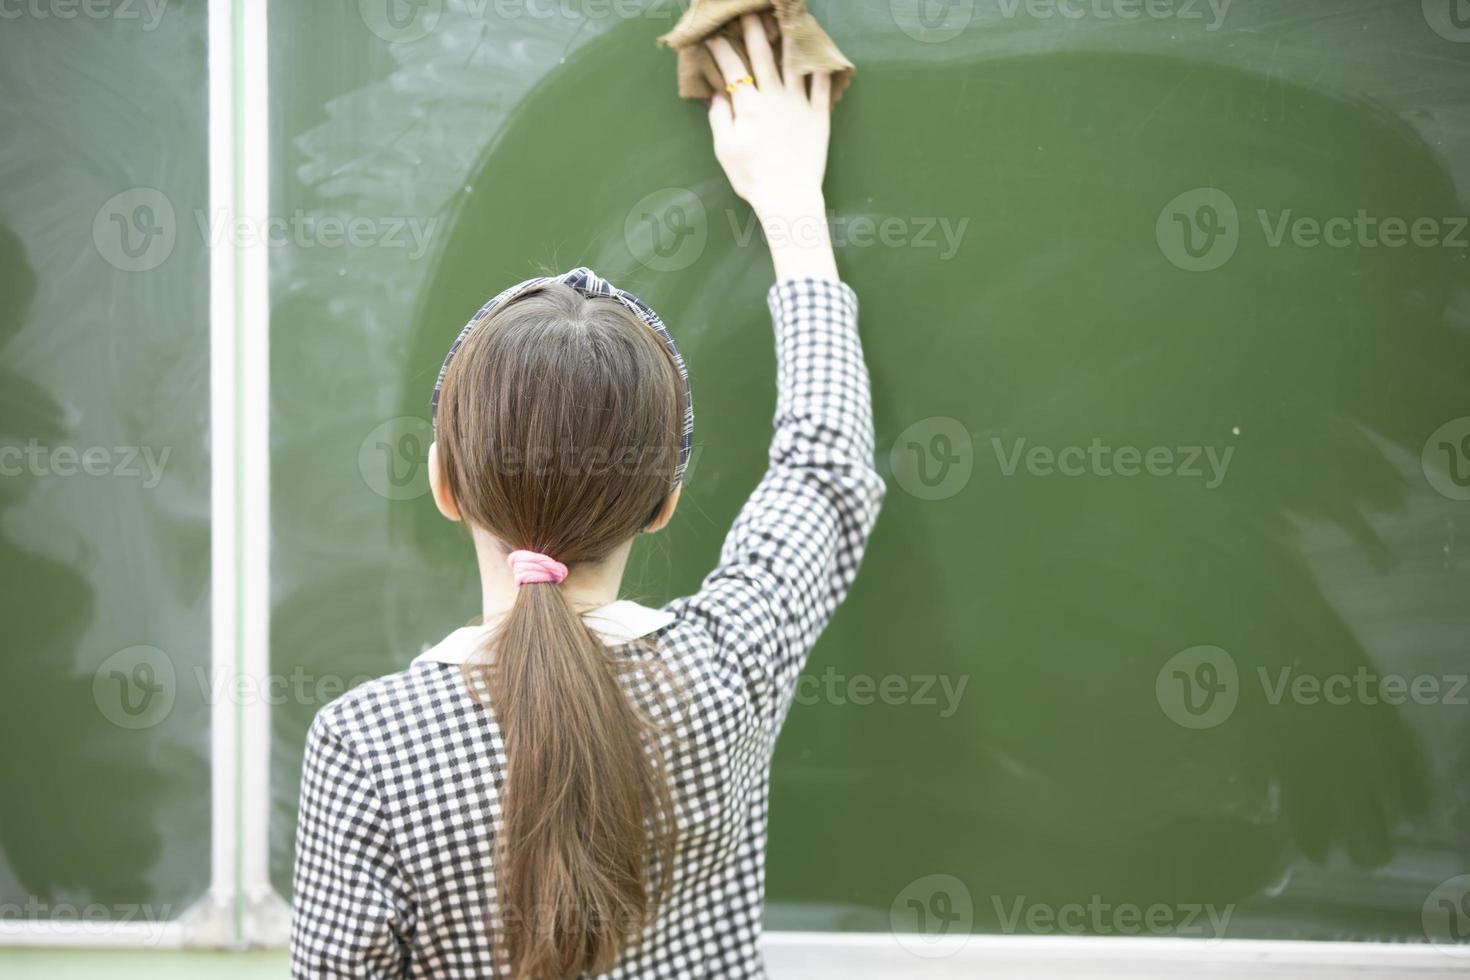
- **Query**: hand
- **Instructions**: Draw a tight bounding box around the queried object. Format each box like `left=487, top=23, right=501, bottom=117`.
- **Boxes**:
left=706, top=14, right=833, bottom=219
left=705, top=15, right=839, bottom=281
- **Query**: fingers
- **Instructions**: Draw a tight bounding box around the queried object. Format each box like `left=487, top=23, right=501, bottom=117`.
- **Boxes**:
left=809, top=70, right=832, bottom=108
left=740, top=13, right=780, bottom=91
left=781, top=25, right=805, bottom=95
left=705, top=36, right=755, bottom=105
left=707, top=92, right=733, bottom=140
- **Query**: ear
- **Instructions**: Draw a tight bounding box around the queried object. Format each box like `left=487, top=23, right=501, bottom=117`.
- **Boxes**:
left=643, top=483, right=682, bottom=534
left=428, top=441, right=462, bottom=523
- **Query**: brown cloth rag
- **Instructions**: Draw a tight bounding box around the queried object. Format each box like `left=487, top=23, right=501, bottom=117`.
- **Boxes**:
left=656, top=0, right=855, bottom=103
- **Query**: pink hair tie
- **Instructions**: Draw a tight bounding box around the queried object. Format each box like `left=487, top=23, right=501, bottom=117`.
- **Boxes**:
left=506, top=549, right=568, bottom=586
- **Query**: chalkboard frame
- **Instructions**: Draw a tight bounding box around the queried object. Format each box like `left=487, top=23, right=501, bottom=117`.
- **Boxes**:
left=0, top=0, right=280, bottom=952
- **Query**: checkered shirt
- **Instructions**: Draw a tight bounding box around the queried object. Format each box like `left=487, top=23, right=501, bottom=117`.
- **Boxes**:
left=291, top=278, right=885, bottom=978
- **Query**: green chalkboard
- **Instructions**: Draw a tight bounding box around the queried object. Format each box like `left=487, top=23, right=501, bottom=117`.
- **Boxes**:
left=270, top=0, right=1470, bottom=945
left=0, top=10, right=212, bottom=916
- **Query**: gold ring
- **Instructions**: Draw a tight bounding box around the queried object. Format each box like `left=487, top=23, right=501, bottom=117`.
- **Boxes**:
left=725, top=75, right=754, bottom=94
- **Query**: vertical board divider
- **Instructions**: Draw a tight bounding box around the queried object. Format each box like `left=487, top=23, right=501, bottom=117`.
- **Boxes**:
left=180, top=0, right=244, bottom=949
left=183, top=0, right=286, bottom=950
left=236, top=0, right=289, bottom=949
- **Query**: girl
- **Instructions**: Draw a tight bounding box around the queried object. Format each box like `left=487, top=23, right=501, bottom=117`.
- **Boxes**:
left=291, top=17, right=883, bottom=979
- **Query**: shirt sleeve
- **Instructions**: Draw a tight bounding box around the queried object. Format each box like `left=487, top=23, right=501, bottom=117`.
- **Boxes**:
left=291, top=711, right=414, bottom=979
left=669, top=278, right=886, bottom=724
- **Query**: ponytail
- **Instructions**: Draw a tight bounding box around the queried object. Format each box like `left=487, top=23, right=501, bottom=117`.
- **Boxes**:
left=432, top=280, right=689, bottom=977
left=468, top=579, right=676, bottom=979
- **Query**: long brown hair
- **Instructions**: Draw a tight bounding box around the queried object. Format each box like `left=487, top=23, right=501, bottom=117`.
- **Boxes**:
left=434, top=282, right=685, bottom=978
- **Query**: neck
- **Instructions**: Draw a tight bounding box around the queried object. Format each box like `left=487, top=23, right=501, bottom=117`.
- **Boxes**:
left=473, top=529, right=633, bottom=624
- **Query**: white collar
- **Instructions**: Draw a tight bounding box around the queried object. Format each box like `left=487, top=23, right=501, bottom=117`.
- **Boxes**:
left=412, top=599, right=676, bottom=666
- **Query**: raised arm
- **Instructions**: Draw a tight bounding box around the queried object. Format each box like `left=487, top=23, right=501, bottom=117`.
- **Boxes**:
left=669, top=16, right=885, bottom=725
left=703, top=15, right=839, bottom=283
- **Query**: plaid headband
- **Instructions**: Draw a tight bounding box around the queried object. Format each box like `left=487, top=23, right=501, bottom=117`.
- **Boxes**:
left=431, top=267, right=694, bottom=487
